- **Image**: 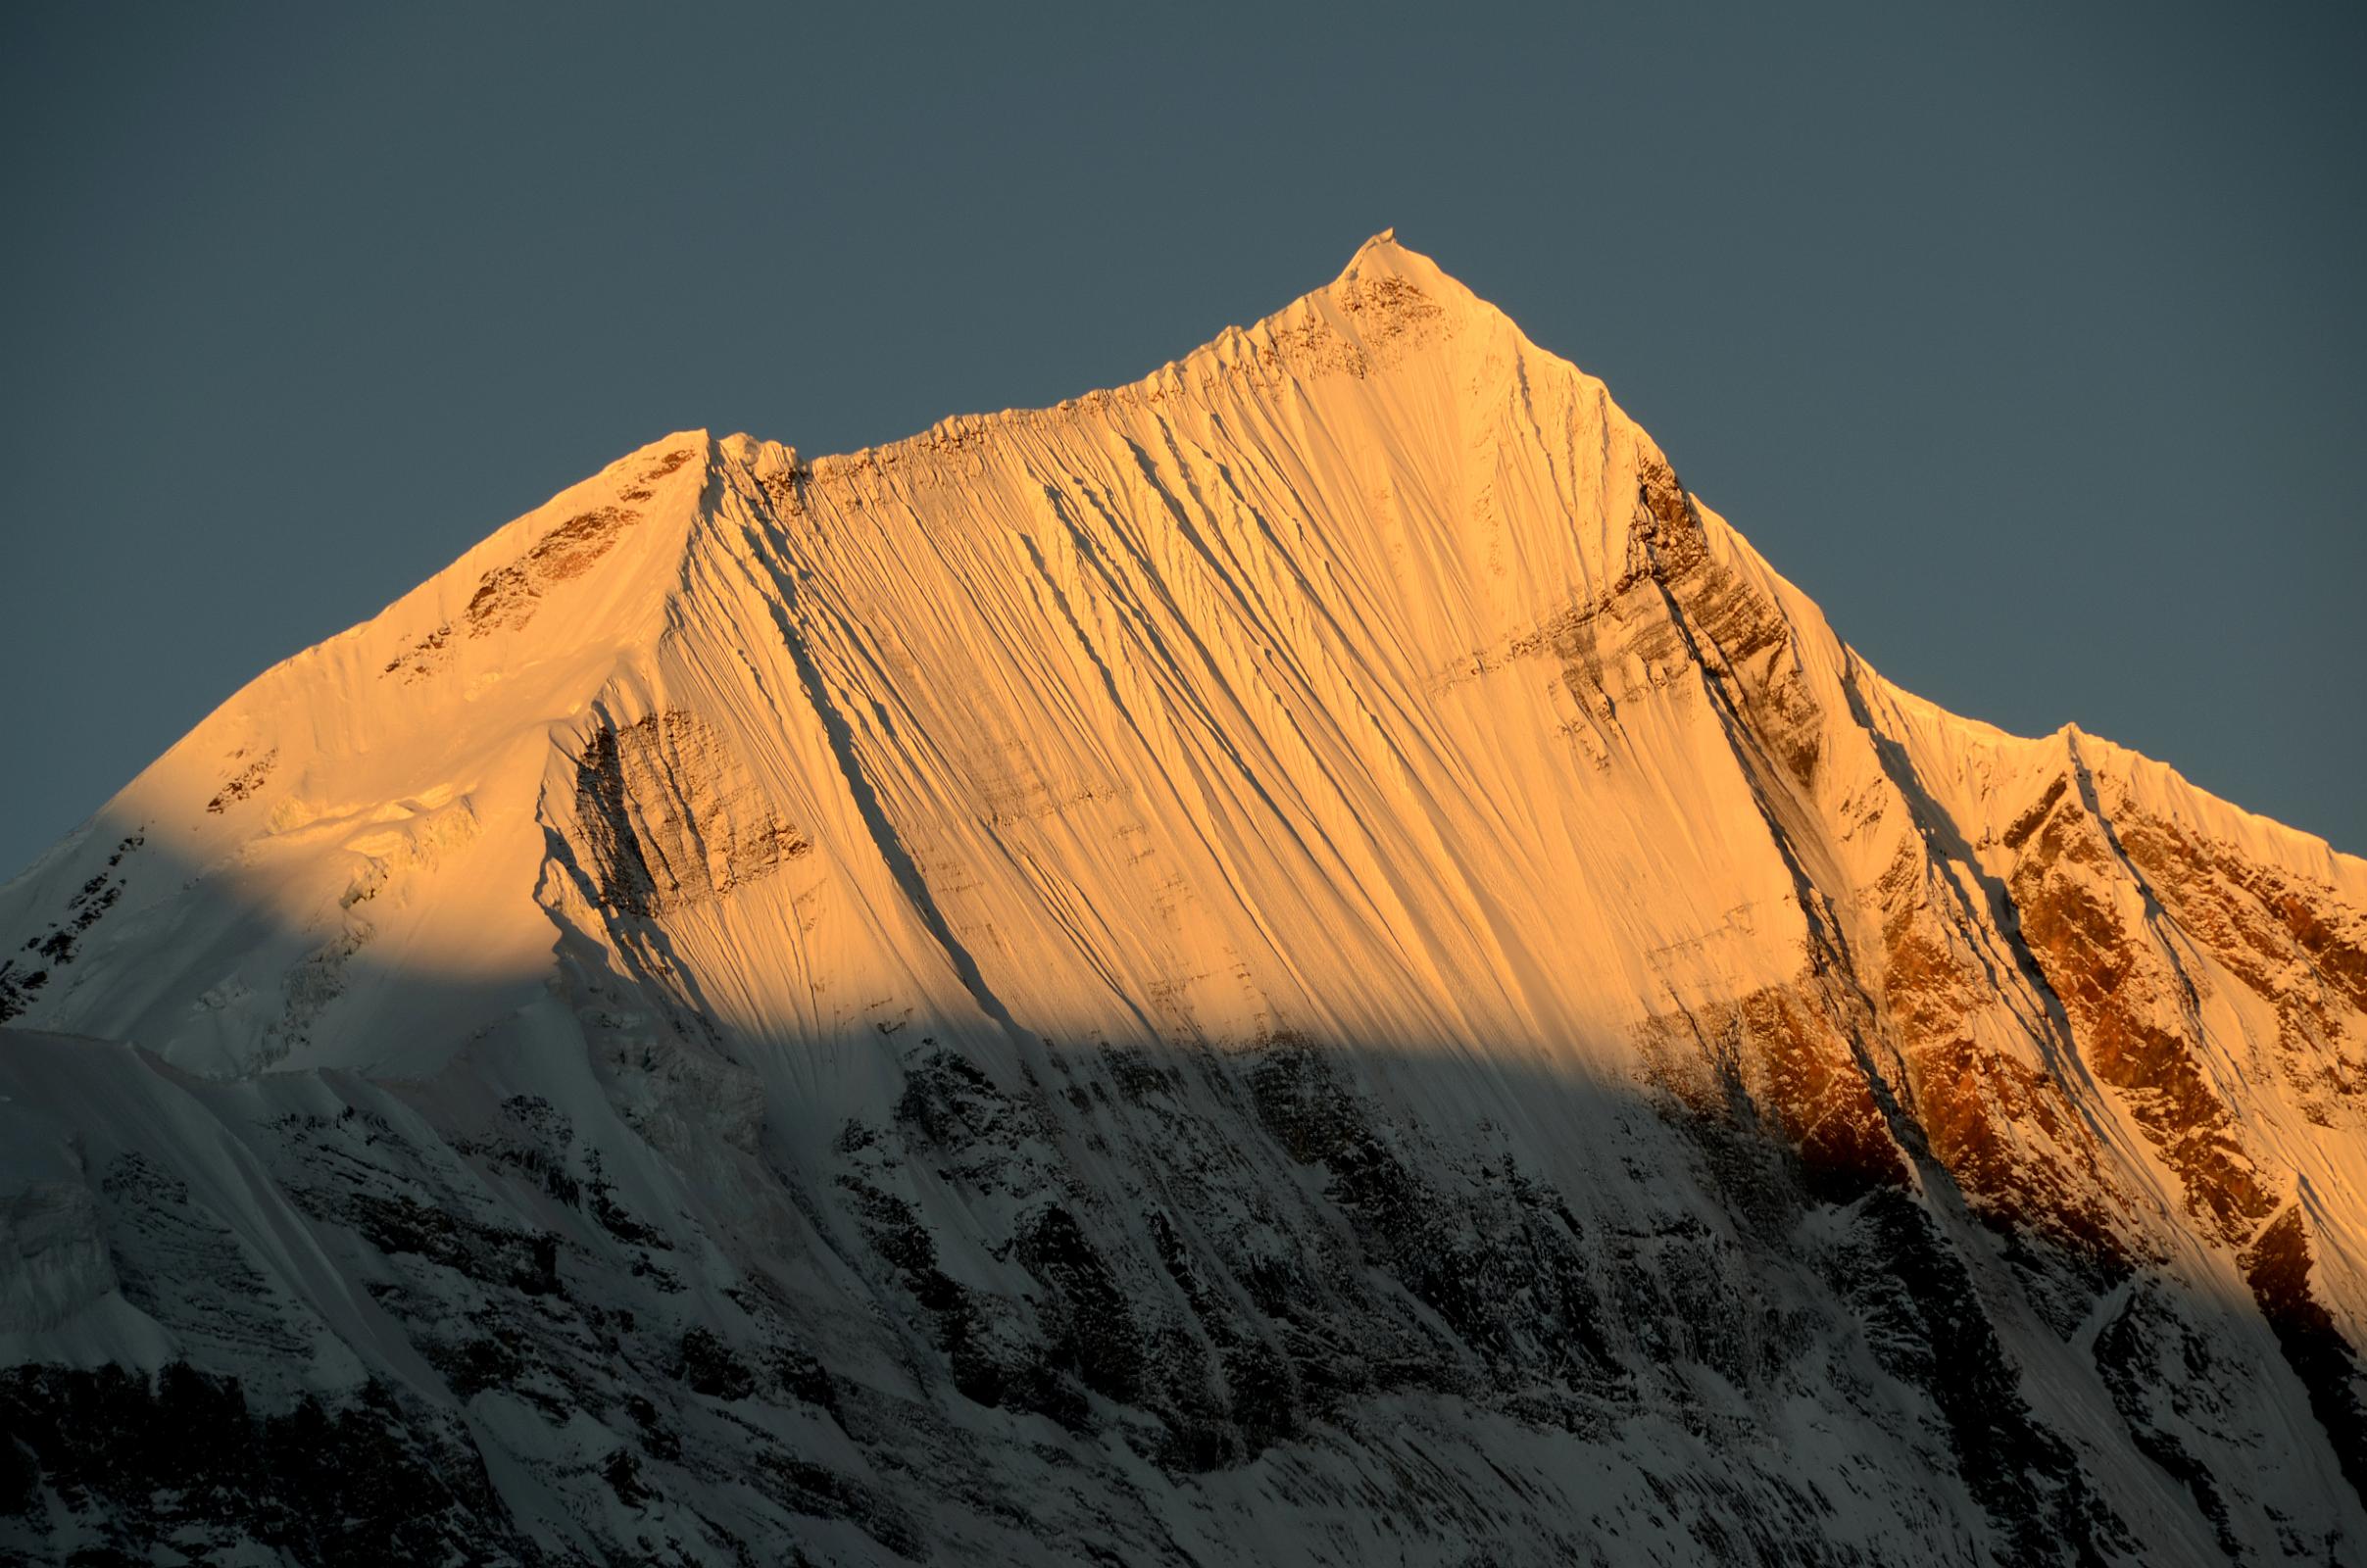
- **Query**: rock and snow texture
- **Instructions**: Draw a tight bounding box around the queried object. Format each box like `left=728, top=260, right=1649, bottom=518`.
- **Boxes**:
left=3, top=232, right=2365, bottom=1565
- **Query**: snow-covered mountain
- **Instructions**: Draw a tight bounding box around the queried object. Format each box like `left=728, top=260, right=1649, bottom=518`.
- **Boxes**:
left=4, top=232, right=2363, bottom=1565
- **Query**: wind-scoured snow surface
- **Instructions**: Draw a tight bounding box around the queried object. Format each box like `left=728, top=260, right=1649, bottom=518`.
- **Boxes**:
left=4, top=234, right=2365, bottom=1566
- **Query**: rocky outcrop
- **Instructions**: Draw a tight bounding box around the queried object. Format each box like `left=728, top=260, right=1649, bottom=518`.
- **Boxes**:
left=16, top=1025, right=2260, bottom=1565
left=567, top=710, right=811, bottom=916
left=384, top=447, right=697, bottom=682
left=2113, top=803, right=2367, bottom=1119
left=2005, top=782, right=2277, bottom=1247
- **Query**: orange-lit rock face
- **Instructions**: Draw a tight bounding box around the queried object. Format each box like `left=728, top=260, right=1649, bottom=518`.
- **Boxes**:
left=382, top=505, right=644, bottom=680
left=381, top=449, right=695, bottom=683
left=2115, top=806, right=2367, bottom=1119
left=569, top=711, right=812, bottom=917
left=1529, top=457, right=1825, bottom=787
left=1871, top=853, right=2133, bottom=1257
left=1639, top=462, right=1825, bottom=791
left=1634, top=971, right=1909, bottom=1201
left=204, top=748, right=278, bottom=814
left=2005, top=788, right=2275, bottom=1247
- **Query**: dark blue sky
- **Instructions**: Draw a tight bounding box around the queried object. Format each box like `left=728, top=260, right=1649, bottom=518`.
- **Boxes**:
left=4, top=2, right=2360, bottom=873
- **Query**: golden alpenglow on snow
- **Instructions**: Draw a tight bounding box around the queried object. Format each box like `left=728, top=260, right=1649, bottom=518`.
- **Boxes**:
left=5, top=235, right=2365, bottom=1564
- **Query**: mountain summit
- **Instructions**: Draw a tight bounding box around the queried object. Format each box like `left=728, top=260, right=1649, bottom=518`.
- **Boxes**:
left=4, top=235, right=2364, bottom=1565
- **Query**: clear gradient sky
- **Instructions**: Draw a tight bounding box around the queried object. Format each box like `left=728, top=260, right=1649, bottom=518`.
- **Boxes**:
left=2, top=2, right=2360, bottom=875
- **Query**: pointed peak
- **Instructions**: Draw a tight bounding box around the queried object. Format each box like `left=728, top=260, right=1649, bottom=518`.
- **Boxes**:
left=1333, top=225, right=1426, bottom=283
left=1324, top=226, right=1498, bottom=326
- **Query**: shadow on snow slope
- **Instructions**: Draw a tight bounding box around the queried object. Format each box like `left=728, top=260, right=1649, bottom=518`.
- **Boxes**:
left=0, top=808, right=2360, bottom=1567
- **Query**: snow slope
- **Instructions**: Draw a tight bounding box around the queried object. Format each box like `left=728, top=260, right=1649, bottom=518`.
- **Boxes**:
left=3, top=232, right=2364, bottom=1565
